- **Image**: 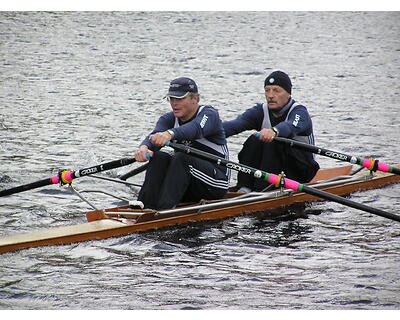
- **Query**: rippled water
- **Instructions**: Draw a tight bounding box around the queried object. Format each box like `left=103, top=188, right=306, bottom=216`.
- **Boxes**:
left=1, top=11, right=400, bottom=310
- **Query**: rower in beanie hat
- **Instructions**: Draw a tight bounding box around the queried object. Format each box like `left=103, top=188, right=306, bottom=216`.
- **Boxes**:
left=222, top=68, right=320, bottom=191
left=264, top=70, right=292, bottom=95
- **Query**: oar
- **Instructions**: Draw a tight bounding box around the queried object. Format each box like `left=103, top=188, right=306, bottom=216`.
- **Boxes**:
left=271, top=136, right=400, bottom=175
left=166, top=142, right=400, bottom=223
left=0, top=157, right=136, bottom=197
left=119, top=162, right=149, bottom=181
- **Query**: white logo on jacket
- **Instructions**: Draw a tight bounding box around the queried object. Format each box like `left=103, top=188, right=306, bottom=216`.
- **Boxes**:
left=200, top=114, right=208, bottom=128
left=292, top=114, right=300, bottom=127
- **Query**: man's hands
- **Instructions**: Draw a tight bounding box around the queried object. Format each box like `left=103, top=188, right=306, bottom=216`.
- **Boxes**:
left=254, top=128, right=278, bottom=142
left=134, top=131, right=173, bottom=162
left=149, top=131, right=173, bottom=147
left=134, top=145, right=153, bottom=162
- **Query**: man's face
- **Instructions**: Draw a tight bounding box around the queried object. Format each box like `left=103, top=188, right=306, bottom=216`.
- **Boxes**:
left=264, top=85, right=290, bottom=111
left=168, top=94, right=199, bottom=122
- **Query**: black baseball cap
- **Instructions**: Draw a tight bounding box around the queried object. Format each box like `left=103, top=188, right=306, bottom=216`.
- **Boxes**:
left=166, top=77, right=198, bottom=98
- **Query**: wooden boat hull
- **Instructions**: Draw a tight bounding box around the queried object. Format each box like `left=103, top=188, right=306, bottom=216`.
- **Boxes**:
left=1, top=166, right=399, bottom=254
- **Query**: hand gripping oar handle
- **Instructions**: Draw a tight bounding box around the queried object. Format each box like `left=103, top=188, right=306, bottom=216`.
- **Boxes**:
left=166, top=142, right=400, bottom=223
left=0, top=157, right=136, bottom=197
left=258, top=134, right=400, bottom=176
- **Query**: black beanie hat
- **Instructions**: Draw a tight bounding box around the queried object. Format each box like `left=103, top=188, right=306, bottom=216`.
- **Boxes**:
left=264, top=71, right=292, bottom=94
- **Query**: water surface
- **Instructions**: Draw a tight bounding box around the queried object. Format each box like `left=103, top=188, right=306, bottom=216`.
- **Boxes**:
left=0, top=12, right=399, bottom=310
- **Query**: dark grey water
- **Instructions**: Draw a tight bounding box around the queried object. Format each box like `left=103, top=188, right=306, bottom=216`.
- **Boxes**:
left=0, top=11, right=399, bottom=310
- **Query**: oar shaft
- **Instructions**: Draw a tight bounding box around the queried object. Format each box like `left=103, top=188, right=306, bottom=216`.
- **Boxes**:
left=167, top=142, right=400, bottom=223
left=74, top=158, right=136, bottom=178
left=274, top=136, right=400, bottom=175
left=0, top=157, right=136, bottom=197
left=0, top=178, right=53, bottom=197
left=119, top=163, right=149, bottom=181
left=302, top=185, right=400, bottom=222
left=275, top=136, right=353, bottom=161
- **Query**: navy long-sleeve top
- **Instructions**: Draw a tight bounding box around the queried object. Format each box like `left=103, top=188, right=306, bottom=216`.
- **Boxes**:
left=141, top=105, right=227, bottom=155
left=223, top=99, right=314, bottom=139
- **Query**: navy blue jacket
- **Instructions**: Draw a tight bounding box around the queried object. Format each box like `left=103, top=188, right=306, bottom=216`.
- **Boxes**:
left=141, top=105, right=227, bottom=157
left=222, top=98, right=319, bottom=186
left=223, top=99, right=314, bottom=139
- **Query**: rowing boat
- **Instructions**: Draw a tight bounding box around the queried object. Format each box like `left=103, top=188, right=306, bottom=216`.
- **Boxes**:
left=1, top=165, right=399, bottom=254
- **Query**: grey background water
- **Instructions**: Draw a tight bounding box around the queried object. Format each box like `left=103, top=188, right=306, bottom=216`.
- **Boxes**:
left=0, top=11, right=399, bottom=310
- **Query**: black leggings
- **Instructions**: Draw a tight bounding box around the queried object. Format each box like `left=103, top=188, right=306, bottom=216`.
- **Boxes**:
left=237, top=135, right=319, bottom=191
left=138, top=151, right=228, bottom=210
